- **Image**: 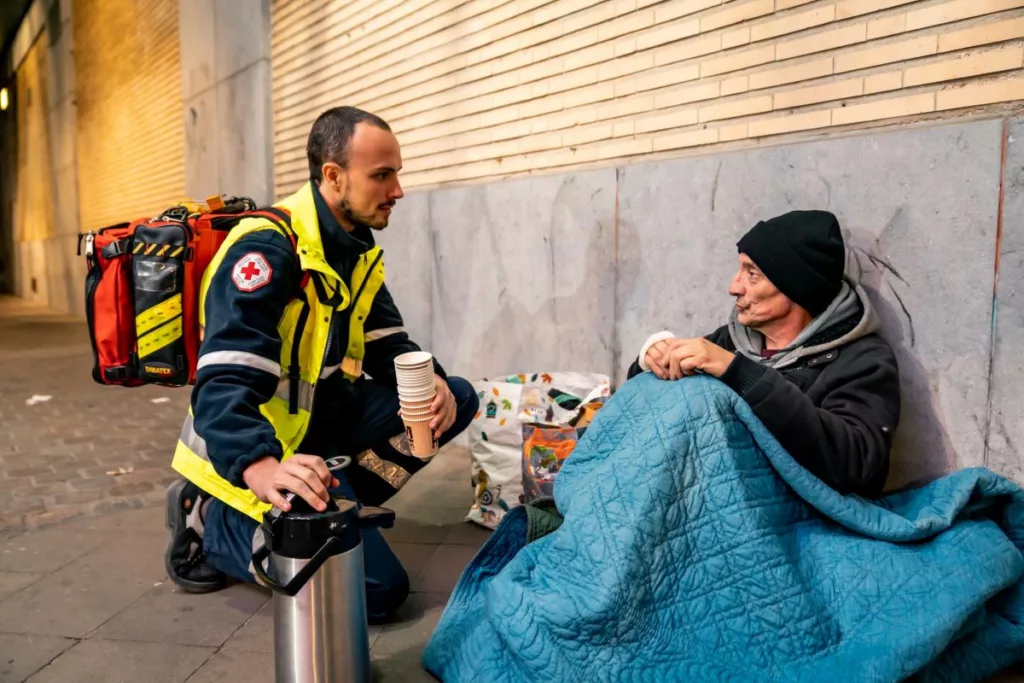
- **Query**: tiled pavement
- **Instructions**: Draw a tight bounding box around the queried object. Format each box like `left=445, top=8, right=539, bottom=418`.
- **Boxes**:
left=0, top=443, right=489, bottom=683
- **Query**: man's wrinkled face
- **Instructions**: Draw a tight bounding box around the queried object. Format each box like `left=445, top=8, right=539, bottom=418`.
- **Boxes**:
left=327, top=123, right=404, bottom=230
left=728, top=254, right=797, bottom=328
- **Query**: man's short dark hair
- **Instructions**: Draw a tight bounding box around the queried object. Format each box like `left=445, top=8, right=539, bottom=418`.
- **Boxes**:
left=307, top=106, right=391, bottom=183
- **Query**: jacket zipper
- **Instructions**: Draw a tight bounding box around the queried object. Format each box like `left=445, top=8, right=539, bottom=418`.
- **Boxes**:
left=328, top=251, right=381, bottom=385
left=287, top=250, right=379, bottom=414
left=319, top=310, right=335, bottom=385
left=350, top=251, right=383, bottom=309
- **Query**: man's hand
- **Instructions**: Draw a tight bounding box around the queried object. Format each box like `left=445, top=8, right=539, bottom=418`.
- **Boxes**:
left=243, top=454, right=339, bottom=513
left=644, top=339, right=675, bottom=380
left=429, top=375, right=457, bottom=439
left=664, top=338, right=735, bottom=380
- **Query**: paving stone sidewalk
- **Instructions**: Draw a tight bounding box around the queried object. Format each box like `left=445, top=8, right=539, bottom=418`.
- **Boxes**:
left=0, top=297, right=187, bottom=531
left=0, top=441, right=487, bottom=683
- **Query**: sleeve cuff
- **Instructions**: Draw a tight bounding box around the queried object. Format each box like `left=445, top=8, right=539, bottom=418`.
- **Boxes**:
left=719, top=353, right=767, bottom=397
left=226, top=441, right=284, bottom=489
left=637, top=331, right=675, bottom=372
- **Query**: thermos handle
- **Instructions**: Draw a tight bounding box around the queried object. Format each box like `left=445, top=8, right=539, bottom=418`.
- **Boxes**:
left=251, top=535, right=344, bottom=597
left=358, top=506, right=396, bottom=530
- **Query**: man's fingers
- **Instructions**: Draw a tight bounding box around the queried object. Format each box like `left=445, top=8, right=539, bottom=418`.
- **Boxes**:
left=283, top=461, right=329, bottom=502
left=266, top=487, right=291, bottom=512
left=646, top=352, right=666, bottom=378
left=670, top=352, right=685, bottom=380
left=430, top=387, right=453, bottom=430
left=279, top=473, right=326, bottom=511
left=291, top=454, right=332, bottom=486
left=648, top=345, right=664, bottom=363
left=439, top=402, right=456, bottom=438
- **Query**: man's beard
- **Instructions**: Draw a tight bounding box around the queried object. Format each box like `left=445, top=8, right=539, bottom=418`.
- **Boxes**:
left=339, top=196, right=387, bottom=231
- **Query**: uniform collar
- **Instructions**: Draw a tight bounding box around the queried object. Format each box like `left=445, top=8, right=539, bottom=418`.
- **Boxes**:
left=311, top=182, right=375, bottom=274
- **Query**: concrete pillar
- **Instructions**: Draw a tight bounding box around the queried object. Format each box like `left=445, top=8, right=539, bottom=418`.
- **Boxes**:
left=178, top=0, right=274, bottom=207
left=2, top=0, right=82, bottom=313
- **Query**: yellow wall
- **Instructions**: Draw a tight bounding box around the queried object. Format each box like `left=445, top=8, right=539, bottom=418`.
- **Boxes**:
left=271, top=0, right=1024, bottom=194
left=73, top=0, right=185, bottom=231
left=14, top=35, right=54, bottom=245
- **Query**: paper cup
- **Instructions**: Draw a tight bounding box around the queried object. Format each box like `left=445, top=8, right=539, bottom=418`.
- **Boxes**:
left=403, top=418, right=439, bottom=457
left=400, top=397, right=434, bottom=409
left=399, top=405, right=432, bottom=417
left=396, top=370, right=434, bottom=384
left=398, top=387, right=434, bottom=399
left=399, top=396, right=434, bottom=408
left=395, top=362, right=432, bottom=374
left=400, top=403, right=434, bottom=416
left=396, top=379, right=434, bottom=393
left=395, top=387, right=436, bottom=397
left=395, top=351, right=434, bottom=368
left=396, top=358, right=432, bottom=368
left=395, top=370, right=432, bottom=387
left=397, top=377, right=435, bottom=390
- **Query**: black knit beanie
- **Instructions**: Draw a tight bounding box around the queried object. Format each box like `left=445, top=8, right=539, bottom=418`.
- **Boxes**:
left=736, top=210, right=846, bottom=317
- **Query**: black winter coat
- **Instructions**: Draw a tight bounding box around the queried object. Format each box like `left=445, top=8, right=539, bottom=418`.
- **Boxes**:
left=627, top=325, right=900, bottom=497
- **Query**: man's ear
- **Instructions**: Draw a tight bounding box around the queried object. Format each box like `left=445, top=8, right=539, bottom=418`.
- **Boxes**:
left=321, top=162, right=346, bottom=195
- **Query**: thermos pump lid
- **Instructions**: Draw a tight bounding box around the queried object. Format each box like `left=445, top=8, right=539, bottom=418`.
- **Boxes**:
left=264, top=497, right=363, bottom=560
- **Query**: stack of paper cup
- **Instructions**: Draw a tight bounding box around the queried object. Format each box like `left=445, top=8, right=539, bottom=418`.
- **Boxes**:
left=394, top=351, right=439, bottom=458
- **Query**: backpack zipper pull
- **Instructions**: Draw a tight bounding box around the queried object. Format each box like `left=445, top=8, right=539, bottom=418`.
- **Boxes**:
left=83, top=233, right=95, bottom=258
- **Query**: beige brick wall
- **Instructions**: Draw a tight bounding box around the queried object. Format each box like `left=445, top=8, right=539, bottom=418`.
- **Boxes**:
left=271, top=0, right=1024, bottom=194
left=74, top=0, right=185, bottom=230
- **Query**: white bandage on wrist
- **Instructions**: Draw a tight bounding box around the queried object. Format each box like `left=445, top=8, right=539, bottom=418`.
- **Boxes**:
left=638, top=331, right=676, bottom=372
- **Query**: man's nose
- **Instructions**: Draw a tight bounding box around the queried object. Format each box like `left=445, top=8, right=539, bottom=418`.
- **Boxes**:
left=391, top=180, right=404, bottom=200
left=728, top=274, right=743, bottom=297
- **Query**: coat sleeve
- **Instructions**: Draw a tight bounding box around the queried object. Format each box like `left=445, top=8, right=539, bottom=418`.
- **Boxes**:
left=190, top=229, right=297, bottom=487
left=718, top=338, right=900, bottom=496
left=626, top=326, right=732, bottom=380
left=361, top=282, right=447, bottom=385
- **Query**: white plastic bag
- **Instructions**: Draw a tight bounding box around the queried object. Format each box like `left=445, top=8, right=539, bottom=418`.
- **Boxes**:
left=466, top=372, right=610, bottom=529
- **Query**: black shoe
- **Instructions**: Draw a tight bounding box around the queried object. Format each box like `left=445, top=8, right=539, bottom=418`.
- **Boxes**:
left=164, top=479, right=228, bottom=594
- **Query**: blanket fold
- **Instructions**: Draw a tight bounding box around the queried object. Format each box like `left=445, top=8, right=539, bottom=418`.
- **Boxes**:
left=424, top=375, right=1024, bottom=682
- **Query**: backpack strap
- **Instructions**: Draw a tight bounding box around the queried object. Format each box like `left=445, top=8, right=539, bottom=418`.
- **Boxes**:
left=245, top=207, right=311, bottom=293
left=244, top=206, right=313, bottom=415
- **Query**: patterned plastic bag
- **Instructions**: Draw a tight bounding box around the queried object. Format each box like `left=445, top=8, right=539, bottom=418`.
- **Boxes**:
left=466, top=372, right=610, bottom=529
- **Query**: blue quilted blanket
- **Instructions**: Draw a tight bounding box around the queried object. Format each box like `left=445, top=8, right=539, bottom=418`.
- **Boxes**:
left=424, top=374, right=1024, bottom=682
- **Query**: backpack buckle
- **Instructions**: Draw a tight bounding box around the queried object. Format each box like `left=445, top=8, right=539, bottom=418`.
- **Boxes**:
left=100, top=238, right=131, bottom=259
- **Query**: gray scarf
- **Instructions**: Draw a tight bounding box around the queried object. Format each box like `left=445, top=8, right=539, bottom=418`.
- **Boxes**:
left=728, top=278, right=880, bottom=370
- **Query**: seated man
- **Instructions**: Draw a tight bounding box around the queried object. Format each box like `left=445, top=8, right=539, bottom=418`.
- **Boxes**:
left=163, top=106, right=479, bottom=622
left=628, top=210, right=899, bottom=496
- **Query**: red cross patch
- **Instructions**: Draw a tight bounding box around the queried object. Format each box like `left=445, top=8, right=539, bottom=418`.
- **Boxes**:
left=231, top=253, right=273, bottom=292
